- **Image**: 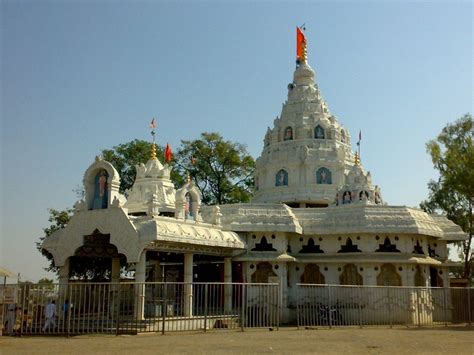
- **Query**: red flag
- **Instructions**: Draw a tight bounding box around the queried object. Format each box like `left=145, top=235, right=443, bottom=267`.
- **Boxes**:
left=165, top=143, right=172, bottom=162
left=150, top=118, right=156, bottom=129
left=296, top=27, right=306, bottom=59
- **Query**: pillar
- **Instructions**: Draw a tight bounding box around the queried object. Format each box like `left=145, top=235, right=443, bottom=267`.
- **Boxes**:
left=184, top=253, right=193, bottom=317
left=135, top=251, right=146, bottom=320
left=111, top=258, right=121, bottom=284
left=58, top=258, right=70, bottom=301
left=224, top=257, right=232, bottom=312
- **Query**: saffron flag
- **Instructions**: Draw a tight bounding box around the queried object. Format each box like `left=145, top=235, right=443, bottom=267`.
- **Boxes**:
left=296, top=27, right=306, bottom=59
left=165, top=143, right=172, bottom=162
left=150, top=118, right=157, bottom=129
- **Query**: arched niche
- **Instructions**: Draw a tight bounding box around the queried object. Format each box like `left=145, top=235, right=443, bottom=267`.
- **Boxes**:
left=275, top=169, right=288, bottom=186
left=316, top=167, right=332, bottom=184
left=339, top=264, right=363, bottom=285
left=300, top=264, right=325, bottom=284
left=83, top=159, right=121, bottom=210
left=414, top=266, right=425, bottom=287
left=176, top=181, right=202, bottom=221
left=340, top=129, right=346, bottom=143
left=376, top=263, right=402, bottom=286
left=251, top=262, right=277, bottom=283
left=314, top=125, right=325, bottom=139
left=283, top=126, right=294, bottom=141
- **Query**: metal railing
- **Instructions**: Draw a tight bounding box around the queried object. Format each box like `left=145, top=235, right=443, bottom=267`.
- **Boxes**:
left=1, top=282, right=280, bottom=335
left=296, top=284, right=473, bottom=328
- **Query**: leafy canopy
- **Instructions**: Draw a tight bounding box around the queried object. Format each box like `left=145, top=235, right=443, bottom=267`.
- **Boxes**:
left=420, top=114, right=473, bottom=281
left=174, top=132, right=255, bottom=205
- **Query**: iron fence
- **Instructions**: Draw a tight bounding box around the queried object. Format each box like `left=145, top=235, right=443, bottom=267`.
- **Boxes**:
left=296, top=284, right=473, bottom=328
left=1, top=282, right=280, bottom=335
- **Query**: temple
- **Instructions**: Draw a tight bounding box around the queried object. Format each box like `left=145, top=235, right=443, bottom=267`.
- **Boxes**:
left=42, top=28, right=467, bottom=323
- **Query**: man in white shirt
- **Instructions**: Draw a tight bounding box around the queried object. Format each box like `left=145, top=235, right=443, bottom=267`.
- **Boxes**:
left=42, top=300, right=56, bottom=331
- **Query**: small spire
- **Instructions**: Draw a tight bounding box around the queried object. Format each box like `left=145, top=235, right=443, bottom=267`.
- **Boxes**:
left=354, top=152, right=360, bottom=166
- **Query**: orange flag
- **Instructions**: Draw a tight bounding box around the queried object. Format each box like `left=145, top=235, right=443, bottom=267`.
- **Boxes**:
left=165, top=143, right=172, bottom=162
left=296, top=27, right=306, bottom=59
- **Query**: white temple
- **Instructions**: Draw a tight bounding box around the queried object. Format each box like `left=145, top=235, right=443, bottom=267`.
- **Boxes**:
left=42, top=30, right=467, bottom=323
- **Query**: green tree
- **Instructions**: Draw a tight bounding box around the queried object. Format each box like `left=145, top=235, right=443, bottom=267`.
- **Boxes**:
left=420, top=114, right=473, bottom=282
left=174, top=132, right=255, bottom=205
left=36, top=208, right=74, bottom=274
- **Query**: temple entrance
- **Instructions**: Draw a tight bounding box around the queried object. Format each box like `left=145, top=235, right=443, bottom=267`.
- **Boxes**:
left=69, top=229, right=127, bottom=281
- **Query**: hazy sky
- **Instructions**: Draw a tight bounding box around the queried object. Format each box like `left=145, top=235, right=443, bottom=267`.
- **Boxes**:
left=1, top=1, right=472, bottom=282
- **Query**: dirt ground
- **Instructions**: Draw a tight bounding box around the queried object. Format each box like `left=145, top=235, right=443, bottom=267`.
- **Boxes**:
left=0, top=326, right=473, bottom=355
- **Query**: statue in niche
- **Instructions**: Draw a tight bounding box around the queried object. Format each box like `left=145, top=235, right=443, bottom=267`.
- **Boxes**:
left=275, top=169, right=288, bottom=186
left=92, top=170, right=109, bottom=209
left=284, top=127, right=293, bottom=141
left=185, top=192, right=193, bottom=220
left=316, top=167, right=332, bottom=184
left=315, top=125, right=325, bottom=139
left=359, top=190, right=369, bottom=201
left=342, top=191, right=352, bottom=204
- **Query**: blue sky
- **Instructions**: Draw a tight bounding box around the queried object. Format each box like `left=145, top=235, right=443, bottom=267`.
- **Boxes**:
left=1, top=1, right=472, bottom=282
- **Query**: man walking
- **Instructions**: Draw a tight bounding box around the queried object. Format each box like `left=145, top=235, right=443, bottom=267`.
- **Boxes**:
left=42, top=300, right=56, bottom=332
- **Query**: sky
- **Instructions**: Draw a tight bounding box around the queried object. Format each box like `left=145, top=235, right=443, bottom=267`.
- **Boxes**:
left=1, top=1, right=472, bottom=283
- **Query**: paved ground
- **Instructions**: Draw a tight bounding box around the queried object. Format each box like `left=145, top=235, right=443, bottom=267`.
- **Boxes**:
left=1, top=326, right=473, bottom=354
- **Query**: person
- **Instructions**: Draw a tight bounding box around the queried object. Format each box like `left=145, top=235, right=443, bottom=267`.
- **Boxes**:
left=5, top=304, right=16, bottom=334
left=63, top=299, right=71, bottom=321
left=43, top=300, right=56, bottom=332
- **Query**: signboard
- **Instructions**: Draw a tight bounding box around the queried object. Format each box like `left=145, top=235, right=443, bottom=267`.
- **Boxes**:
left=0, top=286, right=18, bottom=304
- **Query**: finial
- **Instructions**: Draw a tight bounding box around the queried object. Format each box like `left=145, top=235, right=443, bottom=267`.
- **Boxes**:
left=150, top=144, right=157, bottom=160
left=149, top=117, right=157, bottom=159
left=354, top=152, right=360, bottom=166
left=187, top=173, right=192, bottom=183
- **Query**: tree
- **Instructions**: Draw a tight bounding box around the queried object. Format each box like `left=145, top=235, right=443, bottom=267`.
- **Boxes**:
left=420, top=114, right=474, bottom=282
left=174, top=132, right=255, bottom=205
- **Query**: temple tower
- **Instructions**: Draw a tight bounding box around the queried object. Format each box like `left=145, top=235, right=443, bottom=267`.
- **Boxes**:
left=253, top=28, right=356, bottom=207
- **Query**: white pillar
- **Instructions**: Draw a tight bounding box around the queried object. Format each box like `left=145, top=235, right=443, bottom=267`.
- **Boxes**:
left=111, top=258, right=121, bottom=284
left=224, top=257, right=232, bottom=312
left=58, top=258, right=70, bottom=303
left=135, top=251, right=146, bottom=320
left=184, top=253, right=193, bottom=317
left=58, top=258, right=70, bottom=284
